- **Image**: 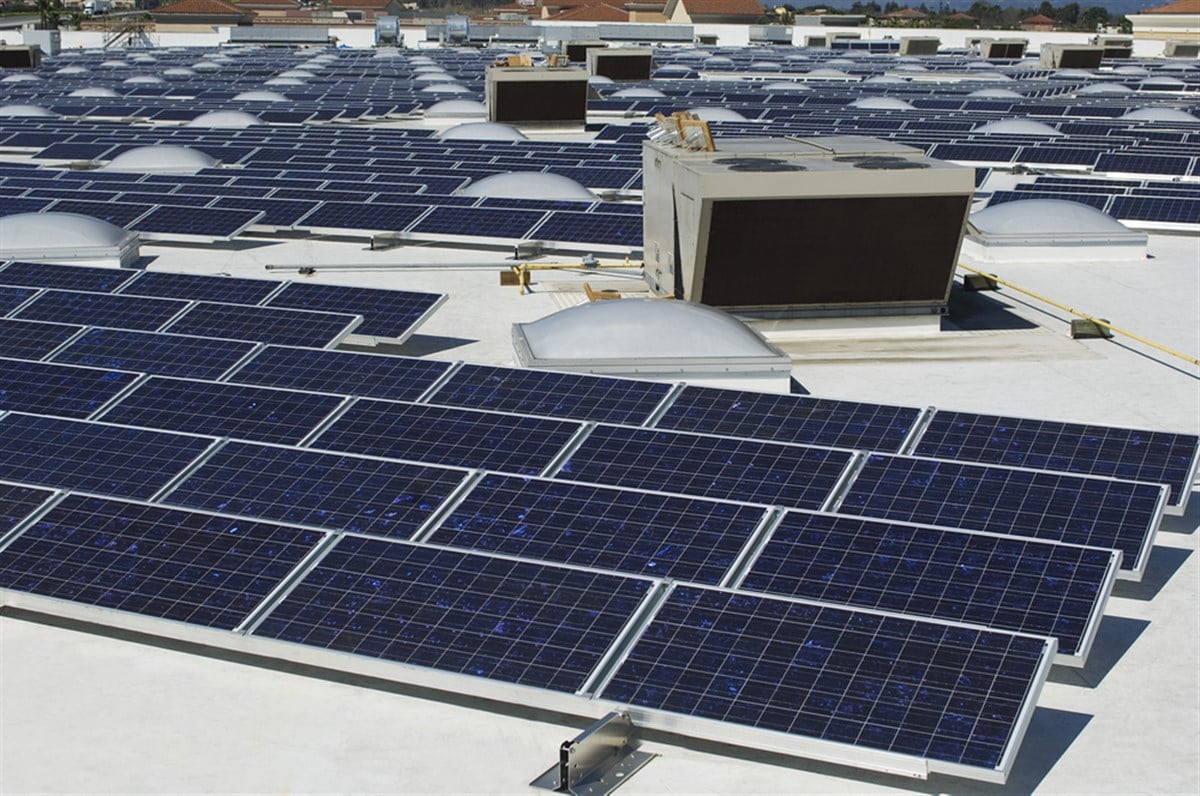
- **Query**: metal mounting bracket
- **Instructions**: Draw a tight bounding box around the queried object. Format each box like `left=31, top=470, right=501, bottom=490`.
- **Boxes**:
left=531, top=712, right=656, bottom=796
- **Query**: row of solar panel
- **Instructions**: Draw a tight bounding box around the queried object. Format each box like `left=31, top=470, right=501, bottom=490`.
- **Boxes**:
left=986, top=190, right=1200, bottom=224
left=0, top=480, right=1057, bottom=779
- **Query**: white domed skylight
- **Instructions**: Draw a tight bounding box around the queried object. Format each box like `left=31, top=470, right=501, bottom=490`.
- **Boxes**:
left=185, top=110, right=262, bottom=128
left=460, top=172, right=595, bottom=201
left=973, top=118, right=1063, bottom=136
left=438, top=122, right=528, bottom=141
left=0, top=212, right=141, bottom=267
left=99, top=144, right=218, bottom=174
left=849, top=97, right=915, bottom=110
left=424, top=99, right=486, bottom=118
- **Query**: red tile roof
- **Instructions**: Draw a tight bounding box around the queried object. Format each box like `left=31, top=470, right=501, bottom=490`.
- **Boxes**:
left=678, top=0, right=764, bottom=16
left=154, top=0, right=251, bottom=14
left=1140, top=0, right=1199, bottom=12
left=885, top=7, right=927, bottom=16
left=1021, top=12, right=1055, bottom=23
left=548, top=0, right=628, bottom=20
left=947, top=12, right=975, bottom=19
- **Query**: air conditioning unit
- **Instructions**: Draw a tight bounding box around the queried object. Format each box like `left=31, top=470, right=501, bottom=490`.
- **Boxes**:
left=825, top=32, right=860, bottom=47
left=565, top=39, right=606, bottom=63
left=587, top=47, right=653, bottom=81
left=899, top=36, right=940, bottom=55
left=642, top=136, right=974, bottom=317
left=1164, top=40, right=1200, bottom=58
left=0, top=45, right=42, bottom=69
left=978, top=38, right=1027, bottom=58
left=486, top=66, right=589, bottom=126
left=1039, top=44, right=1104, bottom=68
left=1090, top=35, right=1133, bottom=58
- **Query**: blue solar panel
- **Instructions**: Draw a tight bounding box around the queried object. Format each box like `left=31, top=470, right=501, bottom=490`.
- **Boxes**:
left=253, top=538, right=650, bottom=692
left=928, top=143, right=1020, bottom=163
left=837, top=454, right=1164, bottom=577
left=430, top=473, right=766, bottom=583
left=51, top=328, right=257, bottom=380
left=0, top=413, right=213, bottom=499
left=210, top=196, right=319, bottom=227
left=912, top=410, right=1200, bottom=509
left=299, top=201, right=425, bottom=232
left=0, top=356, right=140, bottom=419
left=227, top=346, right=450, bottom=402
left=265, top=281, right=443, bottom=340
left=0, top=261, right=139, bottom=293
left=133, top=205, right=262, bottom=238
left=46, top=199, right=152, bottom=227
left=408, top=206, right=546, bottom=239
left=167, top=302, right=360, bottom=348
left=0, top=285, right=38, bottom=315
left=1110, top=195, right=1200, bottom=225
left=656, top=387, right=919, bottom=452
left=0, top=481, right=57, bottom=535
left=162, top=440, right=466, bottom=538
left=120, top=270, right=282, bottom=305
left=601, top=586, right=1051, bottom=773
left=531, top=211, right=642, bottom=247
left=311, top=400, right=581, bottom=475
left=0, top=495, right=322, bottom=630
left=99, top=377, right=346, bottom=445
left=0, top=318, right=82, bottom=361
left=428, top=364, right=670, bottom=425
left=0, top=197, right=53, bottom=216
left=12, top=290, right=190, bottom=332
left=741, top=511, right=1115, bottom=661
left=1096, top=152, right=1191, bottom=177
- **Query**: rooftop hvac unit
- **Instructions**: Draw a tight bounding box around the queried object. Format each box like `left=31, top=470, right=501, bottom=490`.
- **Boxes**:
left=0, top=45, right=42, bottom=69
left=749, top=25, right=793, bottom=45
left=642, top=136, right=974, bottom=317
left=486, top=66, right=589, bottom=126
left=375, top=16, right=401, bottom=46
left=22, top=30, right=60, bottom=57
left=825, top=32, right=860, bottom=47
left=803, top=35, right=825, bottom=47
left=1164, top=40, right=1200, bottom=58
left=1090, top=35, right=1133, bottom=58
left=978, top=38, right=1027, bottom=58
left=564, top=40, right=606, bottom=63
left=900, top=36, right=940, bottom=56
left=1039, top=44, right=1104, bottom=69
left=445, top=15, right=470, bottom=44
left=586, top=47, right=653, bottom=81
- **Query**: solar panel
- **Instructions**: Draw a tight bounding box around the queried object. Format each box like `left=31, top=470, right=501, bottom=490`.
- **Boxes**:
left=50, top=328, right=258, bottom=380
left=600, top=586, right=1052, bottom=777
left=298, top=201, right=426, bottom=233
left=119, top=270, right=282, bottom=305
left=1110, top=195, right=1200, bottom=225
left=0, top=261, right=139, bottom=293
left=226, top=346, right=450, bottom=402
left=12, top=290, right=190, bottom=332
left=1096, top=152, right=1191, bottom=177
left=252, top=537, right=651, bottom=693
left=0, top=356, right=141, bottom=419
left=836, top=453, right=1165, bottom=578
left=132, top=205, right=263, bottom=239
left=98, top=377, right=347, bottom=445
left=311, top=400, right=581, bottom=475
left=210, top=196, right=320, bottom=227
left=427, top=364, right=671, bottom=426
left=0, top=285, right=38, bottom=314
left=166, top=302, right=361, bottom=348
left=0, top=197, right=53, bottom=216
left=0, top=481, right=57, bottom=536
left=531, top=211, right=642, bottom=247
left=0, top=413, right=213, bottom=499
left=912, top=410, right=1200, bottom=509
left=0, top=495, right=323, bottom=630
left=740, top=511, right=1116, bottom=662
left=408, top=206, right=546, bottom=240
left=161, top=440, right=467, bottom=538
left=45, top=199, right=152, bottom=227
left=655, top=386, right=920, bottom=452
left=265, top=281, right=444, bottom=340
left=556, top=426, right=853, bottom=510
left=429, top=473, right=767, bottom=583
left=0, top=318, right=81, bottom=360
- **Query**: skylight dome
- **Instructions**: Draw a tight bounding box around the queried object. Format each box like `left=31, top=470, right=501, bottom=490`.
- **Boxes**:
left=276, top=69, right=315, bottom=80
left=98, top=60, right=130, bottom=69
left=0, top=104, right=57, bottom=117
left=163, top=67, right=196, bottom=78
left=0, top=74, right=42, bottom=83
left=1076, top=84, right=1132, bottom=96
left=233, top=90, right=289, bottom=102
left=764, top=81, right=810, bottom=91
left=1139, top=76, right=1186, bottom=89
left=185, top=110, right=263, bottom=128
left=849, top=97, right=915, bottom=110
left=1119, top=107, right=1198, bottom=122
left=69, top=87, right=121, bottom=98
left=963, top=199, right=1148, bottom=263
left=424, top=99, right=486, bottom=118
left=123, top=75, right=165, bottom=85
left=192, top=61, right=222, bottom=72
left=438, top=122, right=527, bottom=141
left=973, top=118, right=1063, bottom=136
left=99, top=145, right=218, bottom=175
left=865, top=75, right=907, bottom=84
left=611, top=87, right=666, bottom=98
left=55, top=66, right=91, bottom=75
left=967, top=88, right=1024, bottom=98
left=460, top=172, right=595, bottom=201
left=0, top=212, right=141, bottom=267
left=420, top=83, right=471, bottom=94
left=702, top=56, right=734, bottom=68
left=686, top=107, right=747, bottom=121
left=806, top=68, right=851, bottom=78
left=264, top=77, right=304, bottom=86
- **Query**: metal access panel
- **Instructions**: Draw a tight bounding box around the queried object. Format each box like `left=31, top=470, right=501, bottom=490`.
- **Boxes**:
left=979, top=38, right=1027, bottom=58
left=1092, top=36, right=1133, bottom=58
left=566, top=40, right=607, bottom=64
left=587, top=47, right=653, bottom=81
left=642, top=136, right=974, bottom=316
left=1040, top=44, right=1104, bottom=69
left=749, top=25, right=793, bottom=44
left=1165, top=40, right=1200, bottom=58
left=487, top=67, right=589, bottom=126
left=900, top=36, right=939, bottom=55
left=0, top=46, right=41, bottom=69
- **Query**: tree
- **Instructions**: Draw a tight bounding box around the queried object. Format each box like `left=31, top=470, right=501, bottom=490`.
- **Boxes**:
left=36, top=0, right=62, bottom=28
left=1079, top=5, right=1108, bottom=30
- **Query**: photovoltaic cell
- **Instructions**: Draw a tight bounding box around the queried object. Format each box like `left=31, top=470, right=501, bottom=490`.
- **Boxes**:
left=428, top=364, right=671, bottom=426
left=0, top=413, right=213, bottom=499
left=602, top=586, right=1051, bottom=772
left=741, top=512, right=1115, bottom=660
left=12, top=290, right=190, bottom=332
left=51, top=329, right=258, bottom=380
left=313, top=400, right=581, bottom=475
left=0, top=495, right=322, bottom=630
left=408, top=206, right=546, bottom=239
left=0, top=261, right=139, bottom=293
left=99, top=377, right=346, bottom=445
left=530, top=211, right=642, bottom=247
left=227, top=346, right=450, bottom=402
left=163, top=441, right=467, bottom=538
left=557, top=426, right=852, bottom=510
left=298, top=201, right=426, bottom=232
left=0, top=481, right=57, bottom=535
left=838, top=454, right=1164, bottom=576
left=265, top=281, right=444, bottom=340
left=253, top=537, right=651, bottom=693
left=430, top=473, right=766, bottom=583
left=656, top=386, right=920, bottom=452
left=0, top=286, right=39, bottom=314
left=167, top=302, right=361, bottom=348
left=133, top=205, right=262, bottom=239
left=912, top=410, right=1200, bottom=508
left=0, top=318, right=82, bottom=361
left=120, top=270, right=281, bottom=305
left=46, top=199, right=152, bottom=228
left=0, top=357, right=140, bottom=419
